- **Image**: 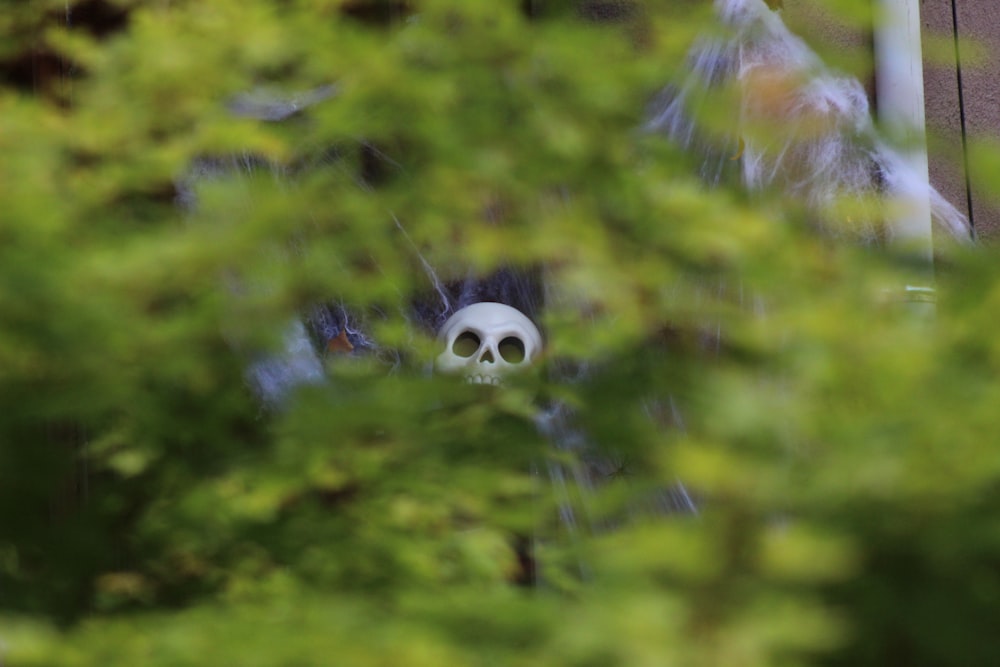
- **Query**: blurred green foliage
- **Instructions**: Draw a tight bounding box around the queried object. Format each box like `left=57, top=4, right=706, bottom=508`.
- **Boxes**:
left=2, top=1, right=1000, bottom=666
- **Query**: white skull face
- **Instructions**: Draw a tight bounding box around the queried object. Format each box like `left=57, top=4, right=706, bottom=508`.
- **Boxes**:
left=435, top=302, right=542, bottom=385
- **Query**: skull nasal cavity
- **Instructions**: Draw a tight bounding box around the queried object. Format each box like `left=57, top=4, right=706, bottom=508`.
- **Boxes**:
left=452, top=331, right=480, bottom=358
left=479, top=349, right=495, bottom=363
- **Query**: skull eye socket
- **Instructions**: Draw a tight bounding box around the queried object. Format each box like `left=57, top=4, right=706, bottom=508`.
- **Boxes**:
left=452, top=331, right=481, bottom=358
left=498, top=336, right=526, bottom=363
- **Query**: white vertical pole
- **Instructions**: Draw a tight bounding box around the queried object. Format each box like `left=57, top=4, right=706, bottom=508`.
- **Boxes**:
left=873, top=0, right=935, bottom=277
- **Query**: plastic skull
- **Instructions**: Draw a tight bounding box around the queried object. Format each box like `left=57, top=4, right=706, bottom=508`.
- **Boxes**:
left=435, top=302, right=542, bottom=384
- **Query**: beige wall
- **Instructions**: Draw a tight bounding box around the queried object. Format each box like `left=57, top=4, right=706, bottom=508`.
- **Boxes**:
left=923, top=0, right=1000, bottom=240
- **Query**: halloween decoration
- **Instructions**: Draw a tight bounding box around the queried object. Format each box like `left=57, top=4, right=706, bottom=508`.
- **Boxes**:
left=434, top=302, right=543, bottom=385
left=647, top=0, right=972, bottom=243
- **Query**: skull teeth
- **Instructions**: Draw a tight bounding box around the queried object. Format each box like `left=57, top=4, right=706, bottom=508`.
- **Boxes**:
left=466, top=374, right=502, bottom=386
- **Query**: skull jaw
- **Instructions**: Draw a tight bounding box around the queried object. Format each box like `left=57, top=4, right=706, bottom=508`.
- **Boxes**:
left=465, top=372, right=503, bottom=386
left=434, top=356, right=509, bottom=386
left=434, top=352, right=510, bottom=386
left=447, top=363, right=543, bottom=388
